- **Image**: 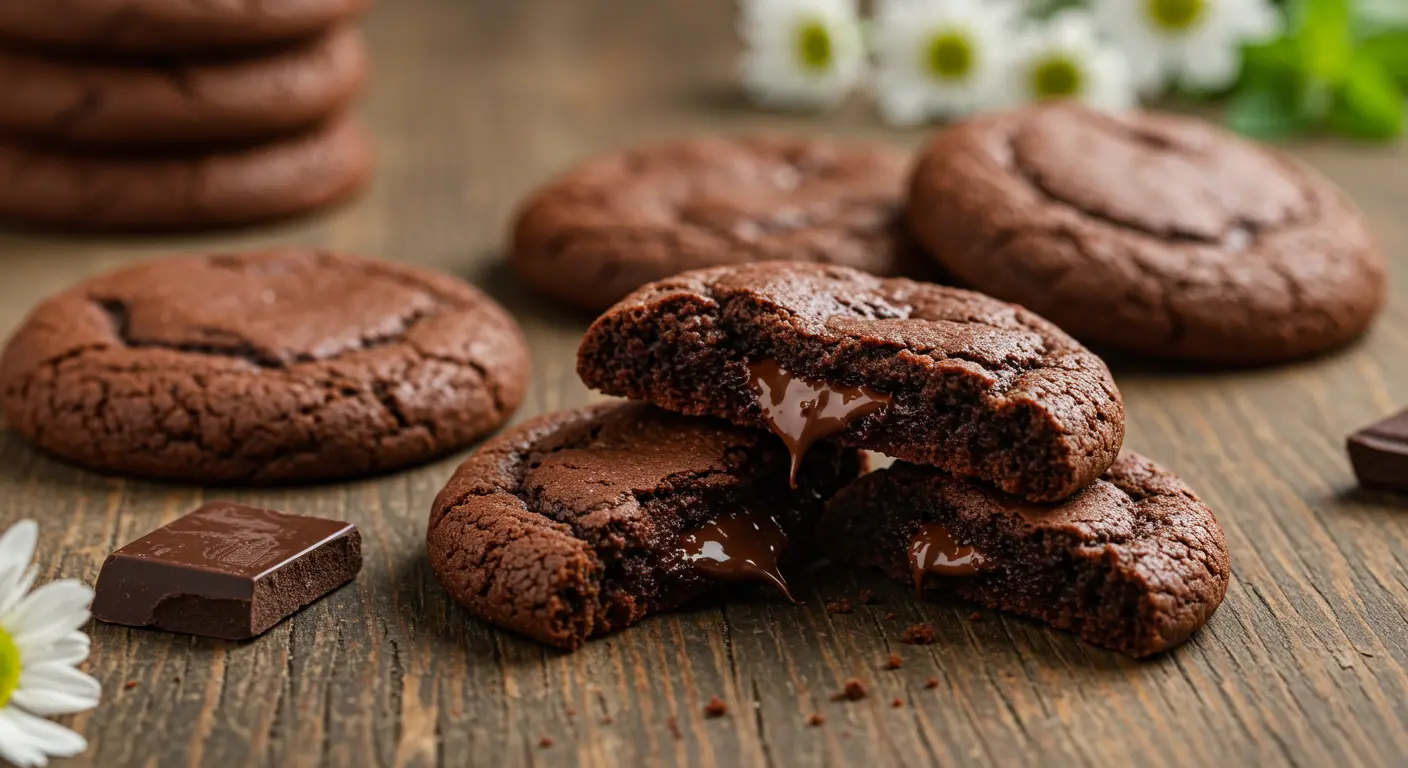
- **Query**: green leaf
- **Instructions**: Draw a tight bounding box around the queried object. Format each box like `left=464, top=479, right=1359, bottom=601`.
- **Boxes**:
left=1225, top=78, right=1313, bottom=140
left=1327, top=53, right=1405, bottom=140
left=1361, top=31, right=1408, bottom=90
left=1295, top=0, right=1354, bottom=82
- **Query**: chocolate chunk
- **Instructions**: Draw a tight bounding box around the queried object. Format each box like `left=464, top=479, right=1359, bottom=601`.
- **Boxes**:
left=1348, top=409, right=1408, bottom=492
left=92, top=502, right=361, bottom=640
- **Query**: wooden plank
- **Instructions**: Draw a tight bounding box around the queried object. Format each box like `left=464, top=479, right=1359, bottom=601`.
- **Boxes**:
left=1, top=0, right=1407, bottom=765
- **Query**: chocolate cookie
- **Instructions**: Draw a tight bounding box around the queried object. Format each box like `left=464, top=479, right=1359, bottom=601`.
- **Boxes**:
left=426, top=402, right=862, bottom=649
left=907, top=103, right=1386, bottom=365
left=0, top=116, right=370, bottom=232
left=820, top=454, right=1229, bottom=657
left=577, top=262, right=1124, bottom=502
left=0, top=0, right=369, bottom=57
left=0, top=248, right=529, bottom=484
left=0, top=27, right=367, bottom=149
left=511, top=135, right=913, bottom=312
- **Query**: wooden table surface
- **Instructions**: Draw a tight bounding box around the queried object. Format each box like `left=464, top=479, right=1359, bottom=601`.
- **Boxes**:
left=2, top=1, right=1407, bottom=766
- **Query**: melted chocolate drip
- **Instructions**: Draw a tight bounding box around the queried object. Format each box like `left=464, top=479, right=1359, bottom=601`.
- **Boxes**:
left=679, top=510, right=796, bottom=602
left=746, top=359, right=891, bottom=486
left=908, top=523, right=989, bottom=597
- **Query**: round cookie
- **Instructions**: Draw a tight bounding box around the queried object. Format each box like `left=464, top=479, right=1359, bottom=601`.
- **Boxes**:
left=512, top=135, right=914, bottom=312
left=0, top=116, right=371, bottom=232
left=906, top=103, right=1386, bottom=365
left=427, top=402, right=862, bottom=649
left=0, top=27, right=367, bottom=149
left=0, top=0, right=369, bottom=57
left=577, top=262, right=1125, bottom=502
left=0, top=248, right=530, bottom=484
left=819, top=453, right=1230, bottom=658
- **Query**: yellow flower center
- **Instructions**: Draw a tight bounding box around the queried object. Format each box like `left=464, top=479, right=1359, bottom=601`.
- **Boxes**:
left=0, top=625, right=19, bottom=709
left=794, top=19, right=834, bottom=73
left=926, top=31, right=975, bottom=80
left=1031, top=55, right=1083, bottom=99
left=1147, top=0, right=1204, bottom=31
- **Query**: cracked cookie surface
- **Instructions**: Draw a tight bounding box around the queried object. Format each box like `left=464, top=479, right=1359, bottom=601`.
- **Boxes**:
left=0, top=116, right=370, bottom=232
left=577, top=262, right=1124, bottom=502
left=0, top=248, right=529, bottom=484
left=819, top=453, right=1230, bottom=657
left=0, top=27, right=366, bottom=149
left=511, top=135, right=914, bottom=312
left=907, top=103, right=1386, bottom=365
left=0, top=0, right=369, bottom=56
left=426, top=402, right=862, bottom=649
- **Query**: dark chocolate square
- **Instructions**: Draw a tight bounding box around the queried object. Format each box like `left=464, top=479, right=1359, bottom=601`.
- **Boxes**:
left=93, top=502, right=362, bottom=640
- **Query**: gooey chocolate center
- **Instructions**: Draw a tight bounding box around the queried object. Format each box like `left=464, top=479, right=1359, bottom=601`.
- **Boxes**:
left=678, top=510, right=796, bottom=602
left=908, top=522, right=990, bottom=597
left=746, top=359, right=890, bottom=486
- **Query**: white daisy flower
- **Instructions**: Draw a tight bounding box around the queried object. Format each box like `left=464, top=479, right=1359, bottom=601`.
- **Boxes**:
left=0, top=521, right=99, bottom=768
left=872, top=0, right=1024, bottom=126
left=1091, top=0, right=1282, bottom=96
left=738, top=0, right=867, bottom=111
left=1009, top=10, right=1136, bottom=112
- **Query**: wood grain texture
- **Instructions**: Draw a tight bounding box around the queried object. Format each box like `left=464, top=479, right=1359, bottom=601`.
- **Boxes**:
left=1, top=0, right=1407, bottom=766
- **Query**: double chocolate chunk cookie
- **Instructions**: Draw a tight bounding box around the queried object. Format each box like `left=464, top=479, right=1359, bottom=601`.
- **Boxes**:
left=820, top=454, right=1229, bottom=657
left=512, top=136, right=913, bottom=312
left=907, top=103, right=1385, bottom=364
left=0, top=248, right=529, bottom=483
left=0, top=117, right=370, bottom=232
left=427, top=402, right=862, bottom=649
left=0, top=0, right=370, bottom=56
left=0, top=27, right=367, bottom=149
left=578, top=262, right=1124, bottom=501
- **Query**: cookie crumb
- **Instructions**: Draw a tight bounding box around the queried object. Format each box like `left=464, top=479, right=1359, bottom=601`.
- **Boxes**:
left=901, top=623, right=937, bottom=645
left=883, top=611, right=896, bottom=621
left=925, top=677, right=939, bottom=689
left=891, top=698, right=904, bottom=708
left=841, top=731, right=851, bottom=739
left=565, top=705, right=576, bottom=716
left=830, top=678, right=867, bottom=701
left=859, top=589, right=878, bottom=605
left=600, top=715, right=614, bottom=725
left=124, top=681, right=138, bottom=690
left=667, top=716, right=682, bottom=740
left=884, top=654, right=903, bottom=670
left=826, top=599, right=854, bottom=615
left=539, top=736, right=553, bottom=749
left=704, top=696, right=728, bottom=718
left=171, top=676, right=181, bottom=683
left=808, top=713, right=826, bottom=727
left=969, top=612, right=982, bottom=622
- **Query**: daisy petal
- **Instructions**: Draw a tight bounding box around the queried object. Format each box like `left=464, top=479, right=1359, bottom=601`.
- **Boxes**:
left=1179, top=40, right=1241, bottom=92
left=17, top=632, right=89, bottom=668
left=15, top=665, right=101, bottom=715
left=0, top=707, right=87, bottom=762
left=4, top=581, right=93, bottom=647
left=0, top=521, right=37, bottom=612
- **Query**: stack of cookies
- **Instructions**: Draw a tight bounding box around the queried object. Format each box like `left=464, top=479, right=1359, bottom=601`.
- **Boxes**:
left=0, top=0, right=373, bottom=232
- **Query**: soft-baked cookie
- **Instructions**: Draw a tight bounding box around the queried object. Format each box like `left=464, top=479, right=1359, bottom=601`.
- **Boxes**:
left=577, top=262, right=1124, bottom=502
left=906, top=103, right=1386, bottom=365
left=0, top=0, right=369, bottom=56
left=0, top=248, right=529, bottom=484
left=819, top=453, right=1230, bottom=657
left=0, top=116, right=370, bottom=232
left=426, top=402, right=862, bottom=649
left=0, top=27, right=367, bottom=149
left=512, top=135, right=914, bottom=312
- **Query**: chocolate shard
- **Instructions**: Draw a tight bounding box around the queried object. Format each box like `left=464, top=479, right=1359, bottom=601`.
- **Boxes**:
left=92, top=501, right=362, bottom=640
left=1348, top=409, right=1408, bottom=493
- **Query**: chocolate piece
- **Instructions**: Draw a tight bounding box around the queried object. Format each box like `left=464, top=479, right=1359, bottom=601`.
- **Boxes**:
left=92, top=502, right=361, bottom=640
left=820, top=454, right=1230, bottom=658
left=1348, top=409, right=1408, bottom=492
left=748, top=359, right=890, bottom=485
left=577, top=262, right=1124, bottom=502
left=678, top=511, right=795, bottom=601
left=908, top=523, right=990, bottom=595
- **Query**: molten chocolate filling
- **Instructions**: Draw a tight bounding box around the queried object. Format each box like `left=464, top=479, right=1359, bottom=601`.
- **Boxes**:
left=908, top=522, right=990, bottom=597
left=746, top=359, right=890, bottom=486
left=678, top=510, right=796, bottom=602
